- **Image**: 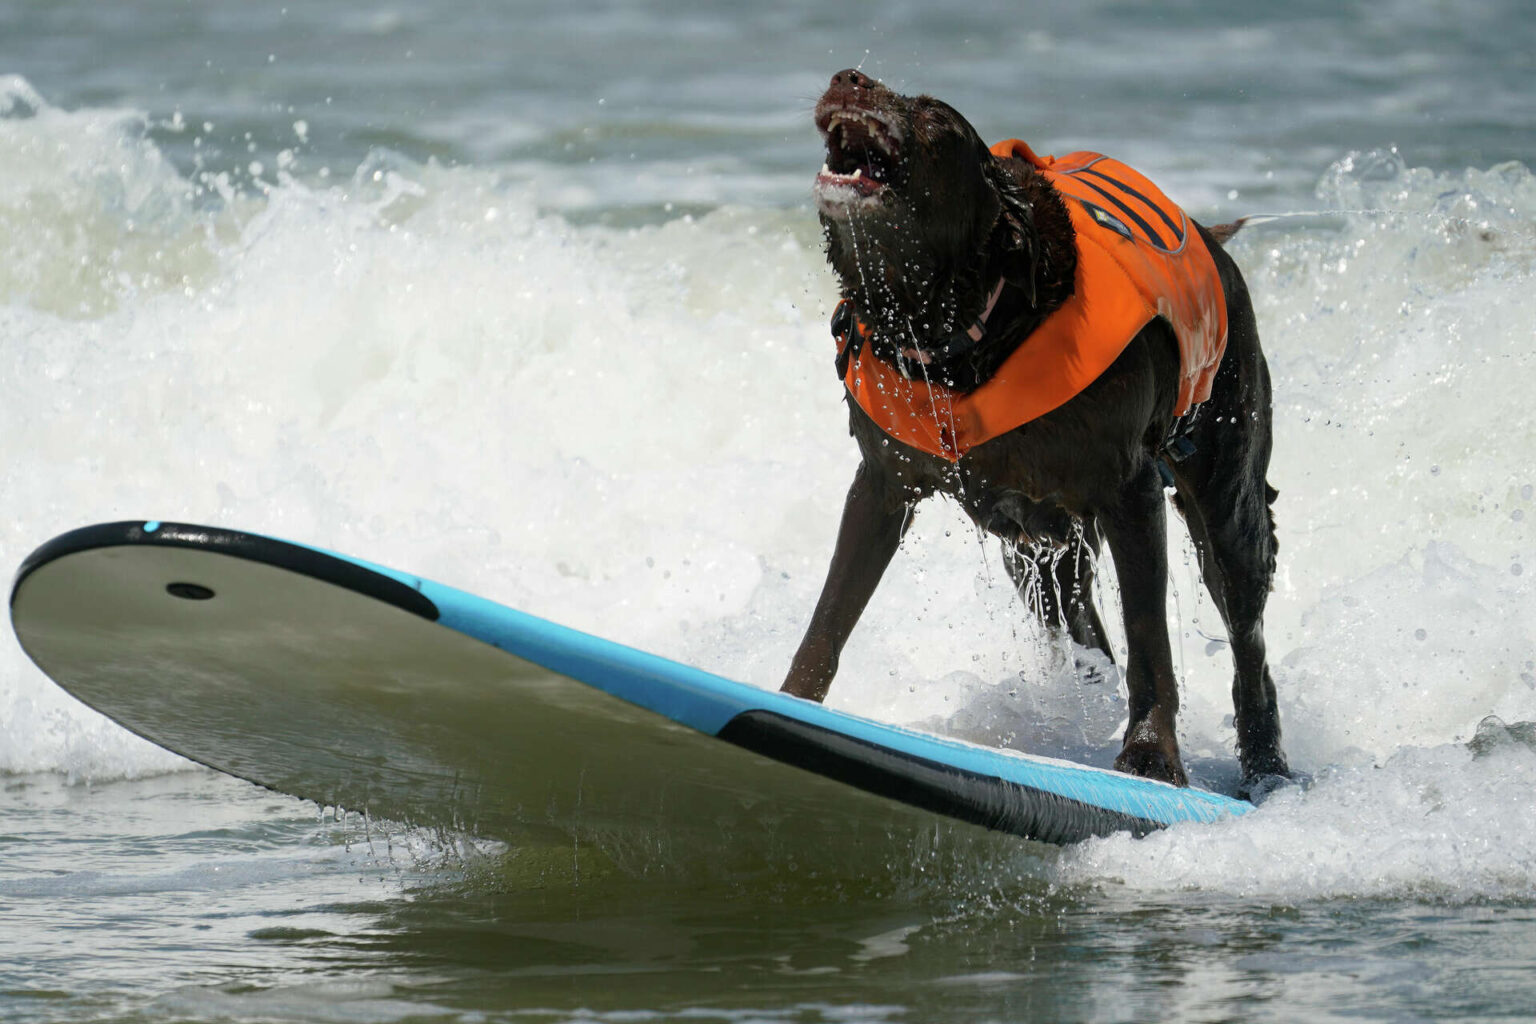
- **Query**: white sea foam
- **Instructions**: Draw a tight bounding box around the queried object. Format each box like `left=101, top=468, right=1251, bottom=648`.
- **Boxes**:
left=3, top=82, right=1535, bottom=899
left=1056, top=726, right=1536, bottom=901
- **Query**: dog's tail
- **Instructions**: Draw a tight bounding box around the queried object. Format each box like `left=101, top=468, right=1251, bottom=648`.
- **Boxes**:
left=1207, top=217, right=1250, bottom=246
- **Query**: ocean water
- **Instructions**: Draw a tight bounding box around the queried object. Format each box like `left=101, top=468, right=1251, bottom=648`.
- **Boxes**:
left=4, top=1, right=1536, bottom=1021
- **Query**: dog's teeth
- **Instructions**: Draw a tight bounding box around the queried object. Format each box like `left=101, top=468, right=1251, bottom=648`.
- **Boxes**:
left=824, top=108, right=898, bottom=155
left=852, top=168, right=862, bottom=179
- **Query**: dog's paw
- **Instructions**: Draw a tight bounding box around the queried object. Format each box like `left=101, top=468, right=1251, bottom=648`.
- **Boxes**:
left=1236, top=771, right=1298, bottom=803
left=1238, top=747, right=1291, bottom=785
left=1235, top=744, right=1302, bottom=801
left=1114, top=743, right=1189, bottom=787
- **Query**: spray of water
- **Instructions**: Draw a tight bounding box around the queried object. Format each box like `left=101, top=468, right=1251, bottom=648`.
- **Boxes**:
left=3, top=80, right=1534, bottom=898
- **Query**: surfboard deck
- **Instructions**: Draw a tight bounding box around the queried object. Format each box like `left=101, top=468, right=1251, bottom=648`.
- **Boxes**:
left=9, top=521, right=1248, bottom=868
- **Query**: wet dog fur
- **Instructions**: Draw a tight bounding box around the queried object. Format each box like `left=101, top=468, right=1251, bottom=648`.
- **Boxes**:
left=781, top=69, right=1290, bottom=792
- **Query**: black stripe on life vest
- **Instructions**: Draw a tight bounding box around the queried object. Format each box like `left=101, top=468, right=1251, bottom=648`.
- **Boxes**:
left=1068, top=174, right=1168, bottom=250
left=1077, top=166, right=1186, bottom=244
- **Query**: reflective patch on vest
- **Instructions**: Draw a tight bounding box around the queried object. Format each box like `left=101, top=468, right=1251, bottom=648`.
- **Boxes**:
left=1079, top=201, right=1135, bottom=242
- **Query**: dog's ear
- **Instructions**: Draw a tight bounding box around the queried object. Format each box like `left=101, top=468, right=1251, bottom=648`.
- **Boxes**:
left=984, top=158, right=1043, bottom=309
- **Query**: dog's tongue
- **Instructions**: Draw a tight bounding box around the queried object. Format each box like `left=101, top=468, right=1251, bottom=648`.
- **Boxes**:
left=848, top=171, right=883, bottom=195
left=819, top=166, right=884, bottom=195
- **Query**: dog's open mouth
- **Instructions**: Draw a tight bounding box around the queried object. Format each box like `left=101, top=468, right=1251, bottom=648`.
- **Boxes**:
left=814, top=103, right=904, bottom=213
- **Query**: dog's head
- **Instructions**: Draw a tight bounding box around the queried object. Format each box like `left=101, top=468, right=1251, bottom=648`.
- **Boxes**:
left=812, top=70, right=1074, bottom=388
left=814, top=70, right=1003, bottom=263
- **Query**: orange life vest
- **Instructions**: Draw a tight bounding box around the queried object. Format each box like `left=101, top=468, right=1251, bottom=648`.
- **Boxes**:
left=839, top=138, right=1228, bottom=461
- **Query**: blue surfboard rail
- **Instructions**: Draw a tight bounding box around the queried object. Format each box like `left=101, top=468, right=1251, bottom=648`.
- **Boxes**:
left=11, top=521, right=1252, bottom=842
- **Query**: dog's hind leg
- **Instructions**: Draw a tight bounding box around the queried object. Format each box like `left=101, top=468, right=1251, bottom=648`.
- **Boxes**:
left=1171, top=460, right=1290, bottom=790
left=1002, top=526, right=1114, bottom=663
left=782, top=459, right=912, bottom=702
left=1171, top=271, right=1290, bottom=791
left=1101, top=460, right=1189, bottom=786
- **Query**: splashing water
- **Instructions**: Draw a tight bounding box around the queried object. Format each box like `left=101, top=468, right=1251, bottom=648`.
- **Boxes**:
left=2, top=76, right=1535, bottom=906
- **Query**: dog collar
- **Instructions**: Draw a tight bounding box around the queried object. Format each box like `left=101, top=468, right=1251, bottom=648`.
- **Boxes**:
left=897, top=278, right=1009, bottom=366
left=829, top=277, right=1010, bottom=376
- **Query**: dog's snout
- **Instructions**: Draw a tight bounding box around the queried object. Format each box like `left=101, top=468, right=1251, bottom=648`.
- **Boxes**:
left=830, top=68, right=870, bottom=90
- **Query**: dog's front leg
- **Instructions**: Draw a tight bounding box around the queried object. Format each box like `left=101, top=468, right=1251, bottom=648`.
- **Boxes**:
left=782, top=460, right=909, bottom=702
left=1101, top=461, right=1189, bottom=786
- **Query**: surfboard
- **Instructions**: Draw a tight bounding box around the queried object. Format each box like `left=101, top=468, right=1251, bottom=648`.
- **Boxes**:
left=9, top=521, right=1248, bottom=869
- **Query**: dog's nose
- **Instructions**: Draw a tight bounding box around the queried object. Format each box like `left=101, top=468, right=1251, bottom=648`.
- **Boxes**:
left=830, top=68, right=870, bottom=90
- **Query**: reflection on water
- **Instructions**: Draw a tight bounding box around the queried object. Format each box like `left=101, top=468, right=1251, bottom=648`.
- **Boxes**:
left=4, top=772, right=1534, bottom=1023
left=355, top=876, right=1536, bottom=1023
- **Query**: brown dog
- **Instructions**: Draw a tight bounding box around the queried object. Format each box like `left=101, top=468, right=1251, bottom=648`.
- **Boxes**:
left=782, top=69, right=1289, bottom=793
